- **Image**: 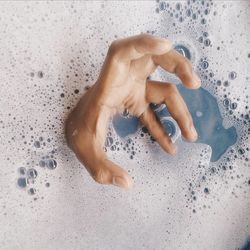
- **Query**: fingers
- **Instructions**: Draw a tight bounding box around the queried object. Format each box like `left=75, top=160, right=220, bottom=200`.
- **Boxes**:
left=69, top=128, right=133, bottom=189
left=108, top=33, right=172, bottom=62
left=152, top=49, right=201, bottom=89
left=139, top=106, right=177, bottom=155
left=90, top=158, right=133, bottom=189
left=66, top=104, right=133, bottom=189
left=74, top=143, right=133, bottom=189
left=97, top=34, right=172, bottom=86
left=146, top=81, right=198, bottom=142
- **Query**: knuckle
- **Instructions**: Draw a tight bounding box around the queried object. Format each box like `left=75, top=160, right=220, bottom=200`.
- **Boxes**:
left=108, top=40, right=120, bottom=57
left=181, top=58, right=192, bottom=72
left=140, top=33, right=151, bottom=38
left=138, top=33, right=151, bottom=42
left=167, top=84, right=178, bottom=93
left=166, top=86, right=179, bottom=101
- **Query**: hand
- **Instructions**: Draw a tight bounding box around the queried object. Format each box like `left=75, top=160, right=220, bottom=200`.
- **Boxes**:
left=65, top=34, right=201, bottom=189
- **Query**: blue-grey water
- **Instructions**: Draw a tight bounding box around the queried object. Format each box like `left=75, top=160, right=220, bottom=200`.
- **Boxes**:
left=112, top=84, right=238, bottom=162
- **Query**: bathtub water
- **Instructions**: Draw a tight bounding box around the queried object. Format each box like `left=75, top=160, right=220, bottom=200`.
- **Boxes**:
left=0, top=1, right=249, bottom=249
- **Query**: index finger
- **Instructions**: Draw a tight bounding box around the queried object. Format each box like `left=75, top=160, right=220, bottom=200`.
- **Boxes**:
left=107, top=33, right=172, bottom=62
left=152, top=49, right=201, bottom=89
left=97, top=34, right=172, bottom=85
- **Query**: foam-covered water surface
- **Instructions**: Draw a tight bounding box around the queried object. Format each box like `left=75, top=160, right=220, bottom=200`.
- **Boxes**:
left=0, top=1, right=249, bottom=249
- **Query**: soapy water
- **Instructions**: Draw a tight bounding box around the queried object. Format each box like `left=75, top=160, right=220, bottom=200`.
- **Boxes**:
left=6, top=0, right=248, bottom=209
left=112, top=45, right=238, bottom=162
left=0, top=0, right=249, bottom=249
left=15, top=144, right=58, bottom=194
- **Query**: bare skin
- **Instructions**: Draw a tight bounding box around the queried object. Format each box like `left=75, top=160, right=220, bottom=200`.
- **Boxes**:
left=65, top=34, right=201, bottom=189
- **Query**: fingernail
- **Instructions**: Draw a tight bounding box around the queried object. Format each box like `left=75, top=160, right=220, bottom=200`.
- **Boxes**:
left=112, top=176, right=132, bottom=189
left=190, top=125, right=198, bottom=141
left=193, top=72, right=201, bottom=87
left=170, top=144, right=177, bottom=155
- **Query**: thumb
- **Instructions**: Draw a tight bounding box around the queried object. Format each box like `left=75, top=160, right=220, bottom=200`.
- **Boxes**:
left=91, top=159, right=133, bottom=189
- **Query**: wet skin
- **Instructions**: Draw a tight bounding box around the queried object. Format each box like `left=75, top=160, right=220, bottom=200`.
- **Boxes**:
left=65, top=34, right=201, bottom=189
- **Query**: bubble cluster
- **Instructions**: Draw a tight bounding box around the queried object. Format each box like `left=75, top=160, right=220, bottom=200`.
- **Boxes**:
left=14, top=136, right=58, bottom=196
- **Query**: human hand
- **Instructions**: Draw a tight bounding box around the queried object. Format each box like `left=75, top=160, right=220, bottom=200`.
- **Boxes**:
left=65, top=34, right=201, bottom=189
